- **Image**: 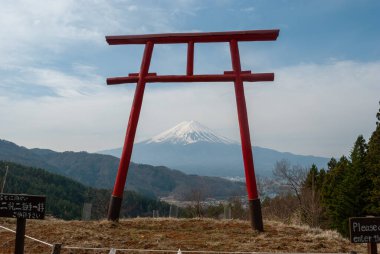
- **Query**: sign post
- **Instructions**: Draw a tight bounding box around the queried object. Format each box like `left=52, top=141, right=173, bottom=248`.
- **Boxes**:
left=349, top=217, right=379, bottom=254
left=15, top=218, right=26, bottom=254
left=0, top=193, right=46, bottom=254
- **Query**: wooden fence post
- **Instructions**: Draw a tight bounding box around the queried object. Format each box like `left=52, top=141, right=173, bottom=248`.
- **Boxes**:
left=51, top=243, right=61, bottom=254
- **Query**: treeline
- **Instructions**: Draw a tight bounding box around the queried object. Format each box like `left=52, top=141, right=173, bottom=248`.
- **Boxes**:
left=0, top=161, right=169, bottom=220
left=263, top=101, right=380, bottom=236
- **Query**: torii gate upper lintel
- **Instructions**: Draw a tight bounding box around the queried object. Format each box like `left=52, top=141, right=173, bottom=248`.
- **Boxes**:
left=106, top=29, right=279, bottom=232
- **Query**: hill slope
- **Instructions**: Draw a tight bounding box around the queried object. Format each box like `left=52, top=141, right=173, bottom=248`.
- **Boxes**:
left=0, top=139, right=245, bottom=199
left=0, top=161, right=169, bottom=220
left=0, top=218, right=365, bottom=253
left=100, top=121, right=329, bottom=177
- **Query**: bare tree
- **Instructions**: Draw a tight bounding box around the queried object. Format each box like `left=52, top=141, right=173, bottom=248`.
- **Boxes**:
left=272, top=160, right=324, bottom=227
left=273, top=159, right=307, bottom=206
left=183, top=188, right=207, bottom=218
left=256, top=175, right=279, bottom=198
left=262, top=194, right=300, bottom=223
left=300, top=186, right=323, bottom=227
left=228, top=196, right=247, bottom=220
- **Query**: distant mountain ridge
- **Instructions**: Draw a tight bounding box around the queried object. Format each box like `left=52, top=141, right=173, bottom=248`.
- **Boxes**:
left=100, top=121, right=329, bottom=177
left=0, top=139, right=245, bottom=199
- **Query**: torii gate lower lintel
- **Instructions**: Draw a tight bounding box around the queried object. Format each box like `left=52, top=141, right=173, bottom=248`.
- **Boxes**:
left=106, top=29, right=279, bottom=232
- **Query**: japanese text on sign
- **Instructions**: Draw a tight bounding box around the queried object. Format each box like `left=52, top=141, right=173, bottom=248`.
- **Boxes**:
left=0, top=194, right=46, bottom=220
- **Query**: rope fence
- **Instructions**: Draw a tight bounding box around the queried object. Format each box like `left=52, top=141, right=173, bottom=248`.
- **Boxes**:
left=61, top=248, right=353, bottom=254
left=1, top=224, right=354, bottom=254
left=0, top=225, right=53, bottom=247
left=61, top=247, right=351, bottom=254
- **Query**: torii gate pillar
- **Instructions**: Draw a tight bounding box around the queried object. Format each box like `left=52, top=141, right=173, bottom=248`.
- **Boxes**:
left=105, top=30, right=279, bottom=231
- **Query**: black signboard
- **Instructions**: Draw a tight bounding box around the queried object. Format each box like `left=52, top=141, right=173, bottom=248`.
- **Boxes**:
left=349, top=217, right=380, bottom=243
left=0, top=194, right=46, bottom=220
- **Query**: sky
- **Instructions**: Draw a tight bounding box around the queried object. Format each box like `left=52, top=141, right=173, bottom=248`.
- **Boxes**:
left=0, top=0, right=379, bottom=158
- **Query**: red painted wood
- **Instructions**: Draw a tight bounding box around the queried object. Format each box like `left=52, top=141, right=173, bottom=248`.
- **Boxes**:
left=187, top=41, right=194, bottom=75
left=106, top=29, right=279, bottom=45
left=112, top=41, right=154, bottom=197
left=107, top=73, right=274, bottom=85
left=128, top=73, right=157, bottom=77
left=229, top=39, right=259, bottom=200
left=224, top=70, right=251, bottom=75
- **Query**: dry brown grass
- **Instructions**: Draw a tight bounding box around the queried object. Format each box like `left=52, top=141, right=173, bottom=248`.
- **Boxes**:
left=0, top=217, right=367, bottom=254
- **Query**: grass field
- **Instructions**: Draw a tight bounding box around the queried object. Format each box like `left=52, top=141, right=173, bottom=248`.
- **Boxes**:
left=0, top=218, right=367, bottom=254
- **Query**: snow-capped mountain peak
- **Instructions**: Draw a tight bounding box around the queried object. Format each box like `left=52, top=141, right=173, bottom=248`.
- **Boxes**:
left=142, top=120, right=237, bottom=145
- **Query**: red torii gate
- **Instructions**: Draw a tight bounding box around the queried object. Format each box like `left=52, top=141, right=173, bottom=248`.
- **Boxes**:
left=106, top=29, right=279, bottom=231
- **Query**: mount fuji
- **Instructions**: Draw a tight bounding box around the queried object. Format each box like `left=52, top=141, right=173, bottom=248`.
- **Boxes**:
left=143, top=121, right=237, bottom=145
left=99, top=121, right=329, bottom=177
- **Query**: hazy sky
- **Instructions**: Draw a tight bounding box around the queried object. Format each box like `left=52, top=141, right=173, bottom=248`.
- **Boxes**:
left=0, top=0, right=379, bottom=158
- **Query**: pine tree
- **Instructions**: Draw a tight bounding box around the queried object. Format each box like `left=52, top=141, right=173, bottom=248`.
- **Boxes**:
left=304, top=164, right=325, bottom=191
left=322, top=135, right=375, bottom=236
left=327, top=157, right=337, bottom=171
left=319, top=101, right=380, bottom=235
left=366, top=101, right=380, bottom=214
left=321, top=156, right=350, bottom=235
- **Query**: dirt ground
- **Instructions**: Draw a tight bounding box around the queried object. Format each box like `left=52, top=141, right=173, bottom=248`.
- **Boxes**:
left=0, top=218, right=367, bottom=254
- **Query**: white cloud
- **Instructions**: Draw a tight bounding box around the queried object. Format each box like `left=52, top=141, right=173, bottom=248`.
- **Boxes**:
left=0, top=65, right=104, bottom=99
left=127, top=5, right=138, bottom=11
left=0, top=0, right=205, bottom=151
left=0, top=0, right=198, bottom=68
left=242, top=7, right=255, bottom=12
left=1, top=57, right=379, bottom=158
left=0, top=68, right=133, bottom=151
left=1, top=1, right=379, bottom=160
left=27, top=68, right=103, bottom=97
left=118, top=61, right=380, bottom=158
left=0, top=0, right=114, bottom=67
left=245, top=60, right=380, bottom=157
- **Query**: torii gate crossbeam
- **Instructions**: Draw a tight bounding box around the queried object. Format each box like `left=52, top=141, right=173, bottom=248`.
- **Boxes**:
left=106, top=29, right=279, bottom=231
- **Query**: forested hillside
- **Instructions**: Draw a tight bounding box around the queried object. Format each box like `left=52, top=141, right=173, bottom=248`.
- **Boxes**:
left=0, top=142, right=246, bottom=199
left=0, top=161, right=169, bottom=220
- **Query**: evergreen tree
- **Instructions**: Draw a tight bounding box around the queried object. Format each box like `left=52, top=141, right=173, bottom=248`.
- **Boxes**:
left=349, top=136, right=371, bottom=214
left=366, top=101, right=380, bottom=214
left=304, top=164, right=325, bottom=191
left=377, top=101, right=380, bottom=127
left=321, top=135, right=373, bottom=236
left=321, top=156, right=350, bottom=235
left=350, top=135, right=368, bottom=167
left=327, top=157, right=337, bottom=171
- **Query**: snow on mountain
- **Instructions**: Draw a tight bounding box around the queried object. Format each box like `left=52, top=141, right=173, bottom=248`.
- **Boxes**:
left=143, top=120, right=238, bottom=145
